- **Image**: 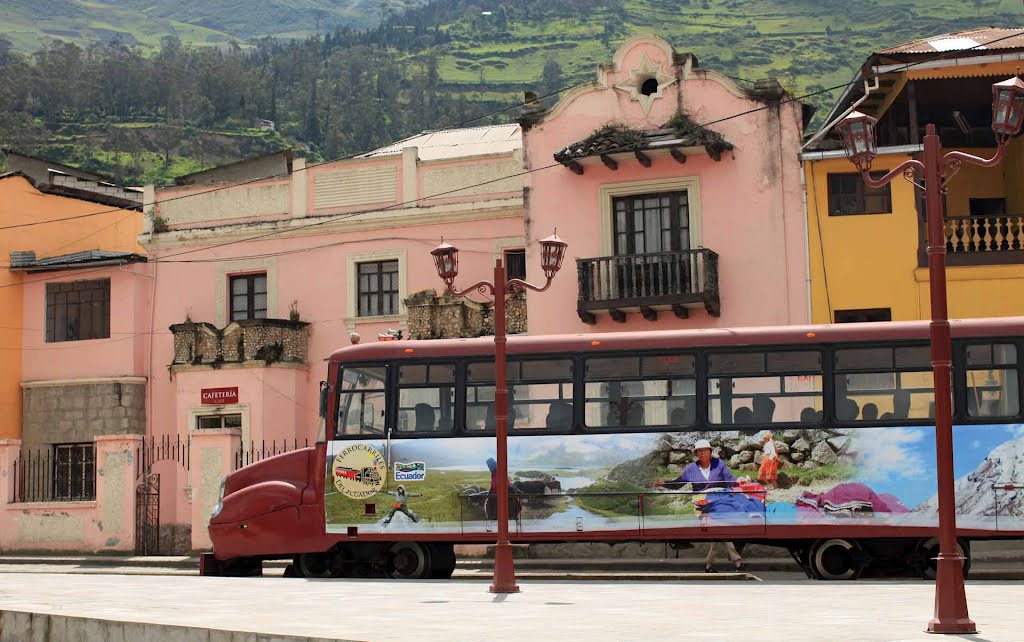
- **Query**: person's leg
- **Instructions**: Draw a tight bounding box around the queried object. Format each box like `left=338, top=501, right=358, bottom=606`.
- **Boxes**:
left=705, top=543, right=719, bottom=571
left=403, top=507, right=420, bottom=523
left=724, top=541, right=743, bottom=570
left=724, top=541, right=741, bottom=561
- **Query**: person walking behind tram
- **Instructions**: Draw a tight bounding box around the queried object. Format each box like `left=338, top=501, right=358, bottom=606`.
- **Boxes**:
left=653, top=439, right=743, bottom=572
left=383, top=485, right=420, bottom=525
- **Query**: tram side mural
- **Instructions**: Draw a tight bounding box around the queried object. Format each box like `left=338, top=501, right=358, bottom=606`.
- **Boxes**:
left=324, top=424, right=1024, bottom=534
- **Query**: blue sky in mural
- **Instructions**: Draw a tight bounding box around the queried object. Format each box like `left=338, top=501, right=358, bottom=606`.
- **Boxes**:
left=851, top=423, right=1023, bottom=509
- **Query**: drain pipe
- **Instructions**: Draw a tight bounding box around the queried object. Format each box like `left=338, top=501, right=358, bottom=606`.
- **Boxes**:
left=803, top=75, right=880, bottom=151
left=800, top=164, right=813, bottom=324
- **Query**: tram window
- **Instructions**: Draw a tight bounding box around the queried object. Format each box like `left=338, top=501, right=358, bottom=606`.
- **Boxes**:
left=707, top=351, right=823, bottom=426
left=336, top=366, right=386, bottom=437
left=466, top=359, right=572, bottom=383
left=835, top=345, right=936, bottom=422
left=584, top=354, right=696, bottom=428
left=397, top=364, right=455, bottom=433
left=895, top=346, right=931, bottom=368
left=642, top=354, right=696, bottom=376
left=966, top=344, right=1020, bottom=418
left=707, top=375, right=823, bottom=425
left=835, top=348, right=892, bottom=370
left=708, top=352, right=764, bottom=375
left=466, top=359, right=573, bottom=431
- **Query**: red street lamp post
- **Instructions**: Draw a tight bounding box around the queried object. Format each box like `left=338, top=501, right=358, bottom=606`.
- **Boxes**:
left=432, top=232, right=568, bottom=593
left=836, top=75, right=1024, bottom=634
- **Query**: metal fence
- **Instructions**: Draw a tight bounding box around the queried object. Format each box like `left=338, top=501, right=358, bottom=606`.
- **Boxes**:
left=12, top=444, right=96, bottom=503
left=234, top=438, right=312, bottom=470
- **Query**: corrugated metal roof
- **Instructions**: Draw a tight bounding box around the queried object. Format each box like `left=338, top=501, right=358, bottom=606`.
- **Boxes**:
left=878, top=27, right=1024, bottom=55
left=13, top=250, right=147, bottom=271
left=360, top=124, right=521, bottom=161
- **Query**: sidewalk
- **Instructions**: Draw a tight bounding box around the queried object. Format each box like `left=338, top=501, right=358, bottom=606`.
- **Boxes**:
left=1, top=573, right=1022, bottom=642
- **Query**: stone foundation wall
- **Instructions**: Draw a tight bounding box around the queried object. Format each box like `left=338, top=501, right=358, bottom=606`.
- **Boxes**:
left=405, top=289, right=526, bottom=340
left=21, top=382, right=146, bottom=452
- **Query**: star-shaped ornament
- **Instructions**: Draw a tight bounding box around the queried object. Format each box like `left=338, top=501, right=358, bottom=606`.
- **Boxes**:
left=613, top=53, right=677, bottom=114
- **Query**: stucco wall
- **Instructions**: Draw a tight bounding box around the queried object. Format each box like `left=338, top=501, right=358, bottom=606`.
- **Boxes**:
left=523, top=35, right=808, bottom=334
left=157, top=181, right=291, bottom=228
left=0, top=435, right=141, bottom=553
left=0, top=176, right=143, bottom=441
left=805, top=154, right=922, bottom=323
left=20, top=265, right=152, bottom=383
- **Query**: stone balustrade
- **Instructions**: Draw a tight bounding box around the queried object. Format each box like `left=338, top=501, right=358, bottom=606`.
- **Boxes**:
left=404, top=289, right=527, bottom=340
left=170, top=318, right=310, bottom=366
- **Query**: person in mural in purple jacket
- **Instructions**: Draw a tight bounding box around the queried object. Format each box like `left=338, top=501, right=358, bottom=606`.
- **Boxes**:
left=654, top=439, right=737, bottom=491
left=653, top=439, right=743, bottom=572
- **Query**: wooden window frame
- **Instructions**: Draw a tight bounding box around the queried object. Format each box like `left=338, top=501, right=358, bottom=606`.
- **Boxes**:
left=504, top=248, right=526, bottom=281
left=611, top=190, right=690, bottom=255
left=196, top=414, right=243, bottom=430
left=230, top=273, right=268, bottom=322
left=356, top=260, right=399, bottom=317
left=45, top=278, right=111, bottom=343
left=827, top=172, right=892, bottom=216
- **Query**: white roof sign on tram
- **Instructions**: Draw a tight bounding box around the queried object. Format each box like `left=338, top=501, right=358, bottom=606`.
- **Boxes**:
left=359, top=123, right=521, bottom=161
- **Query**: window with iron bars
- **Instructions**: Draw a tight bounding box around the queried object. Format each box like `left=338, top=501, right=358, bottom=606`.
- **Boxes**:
left=53, top=443, right=96, bottom=501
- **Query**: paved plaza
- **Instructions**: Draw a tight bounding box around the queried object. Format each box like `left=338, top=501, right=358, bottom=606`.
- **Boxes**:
left=0, top=572, right=1022, bottom=641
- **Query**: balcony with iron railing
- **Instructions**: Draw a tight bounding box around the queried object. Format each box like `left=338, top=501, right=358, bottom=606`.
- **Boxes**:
left=576, top=248, right=720, bottom=324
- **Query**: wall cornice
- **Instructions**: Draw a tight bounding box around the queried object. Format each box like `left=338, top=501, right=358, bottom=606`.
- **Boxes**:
left=141, top=199, right=524, bottom=251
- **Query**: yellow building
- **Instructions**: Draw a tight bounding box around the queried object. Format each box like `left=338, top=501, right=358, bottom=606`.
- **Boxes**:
left=0, top=155, right=143, bottom=441
left=803, top=28, right=1024, bottom=324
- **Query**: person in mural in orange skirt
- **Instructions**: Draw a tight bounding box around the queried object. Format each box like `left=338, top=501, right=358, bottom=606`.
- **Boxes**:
left=758, top=432, right=779, bottom=490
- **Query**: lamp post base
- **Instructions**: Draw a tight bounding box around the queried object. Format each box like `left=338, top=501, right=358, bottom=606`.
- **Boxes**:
left=489, top=541, right=520, bottom=594
left=926, top=554, right=976, bottom=634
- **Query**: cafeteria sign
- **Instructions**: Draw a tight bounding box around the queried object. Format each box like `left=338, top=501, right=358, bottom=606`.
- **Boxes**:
left=201, top=387, right=238, bottom=405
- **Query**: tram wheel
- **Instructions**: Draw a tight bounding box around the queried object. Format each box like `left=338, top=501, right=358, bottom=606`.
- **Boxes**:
left=917, top=538, right=970, bottom=580
left=295, top=552, right=340, bottom=578
left=810, top=539, right=861, bottom=580
left=388, top=542, right=430, bottom=579
left=428, top=543, right=457, bottom=579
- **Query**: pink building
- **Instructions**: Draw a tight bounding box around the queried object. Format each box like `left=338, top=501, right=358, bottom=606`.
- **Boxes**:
left=144, top=128, right=526, bottom=549
left=521, top=35, right=810, bottom=332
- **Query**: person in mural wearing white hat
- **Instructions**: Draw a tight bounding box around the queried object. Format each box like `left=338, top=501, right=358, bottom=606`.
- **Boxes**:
left=654, top=438, right=743, bottom=572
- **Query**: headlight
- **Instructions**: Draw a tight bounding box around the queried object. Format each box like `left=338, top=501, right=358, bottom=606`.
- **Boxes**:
left=211, top=502, right=223, bottom=519
left=218, top=476, right=227, bottom=500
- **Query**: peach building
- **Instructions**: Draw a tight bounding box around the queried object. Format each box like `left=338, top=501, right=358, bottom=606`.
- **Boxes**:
left=0, top=163, right=146, bottom=553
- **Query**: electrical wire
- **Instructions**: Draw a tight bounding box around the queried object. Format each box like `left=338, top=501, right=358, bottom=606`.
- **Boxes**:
left=0, top=82, right=586, bottom=233
left=0, top=33, right=1018, bottom=306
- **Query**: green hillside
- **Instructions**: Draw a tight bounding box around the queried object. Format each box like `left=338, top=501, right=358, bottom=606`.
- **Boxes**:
left=0, top=0, right=428, bottom=50
left=1, top=0, right=1022, bottom=186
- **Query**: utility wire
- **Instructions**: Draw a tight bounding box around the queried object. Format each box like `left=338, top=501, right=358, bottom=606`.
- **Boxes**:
left=1, top=33, right=1018, bottom=289
left=0, top=82, right=586, bottom=233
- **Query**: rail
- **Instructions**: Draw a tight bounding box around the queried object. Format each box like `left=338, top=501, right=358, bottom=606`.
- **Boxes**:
left=576, top=248, right=720, bottom=319
left=944, top=215, right=1024, bottom=254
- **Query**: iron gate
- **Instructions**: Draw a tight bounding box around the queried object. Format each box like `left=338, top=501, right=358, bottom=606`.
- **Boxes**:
left=135, top=473, right=160, bottom=555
